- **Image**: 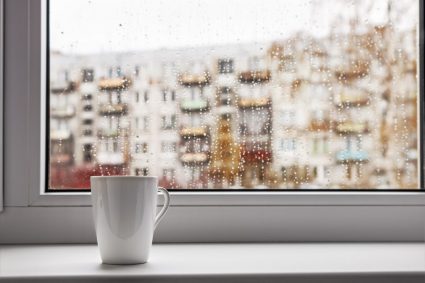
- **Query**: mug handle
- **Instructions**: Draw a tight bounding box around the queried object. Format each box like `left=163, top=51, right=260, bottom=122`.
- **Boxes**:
left=154, top=187, right=170, bottom=230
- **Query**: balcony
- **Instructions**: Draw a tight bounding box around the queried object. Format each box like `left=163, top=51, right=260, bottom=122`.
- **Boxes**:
left=311, top=50, right=328, bottom=58
left=395, top=93, right=417, bottom=104
left=180, top=99, right=209, bottom=112
left=241, top=136, right=270, bottom=145
left=336, top=92, right=370, bottom=108
left=178, top=72, right=211, bottom=87
left=180, top=126, right=209, bottom=137
left=335, top=121, right=369, bottom=135
left=98, top=103, right=128, bottom=116
left=405, top=148, right=418, bottom=162
left=51, top=106, right=76, bottom=119
left=98, top=77, right=131, bottom=91
left=309, top=120, right=331, bottom=131
left=240, top=148, right=272, bottom=163
left=240, top=122, right=271, bottom=137
left=238, top=97, right=270, bottom=109
left=96, top=152, right=125, bottom=165
left=217, top=96, right=234, bottom=107
left=50, top=130, right=72, bottom=141
left=50, top=153, right=73, bottom=164
left=404, top=59, right=417, bottom=74
left=50, top=81, right=77, bottom=94
left=336, top=150, right=369, bottom=163
left=334, top=60, right=370, bottom=81
left=238, top=70, right=271, bottom=84
left=180, top=152, right=209, bottom=164
left=97, top=129, right=120, bottom=138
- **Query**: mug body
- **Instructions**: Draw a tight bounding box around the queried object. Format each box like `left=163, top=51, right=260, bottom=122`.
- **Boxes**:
left=91, top=176, right=158, bottom=264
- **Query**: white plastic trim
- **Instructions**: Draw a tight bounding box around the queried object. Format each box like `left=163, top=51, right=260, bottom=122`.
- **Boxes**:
left=0, top=0, right=4, bottom=213
left=1, top=243, right=424, bottom=281
left=0, top=0, right=424, bottom=244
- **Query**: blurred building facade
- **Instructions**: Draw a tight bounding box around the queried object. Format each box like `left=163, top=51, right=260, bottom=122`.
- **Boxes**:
left=49, top=25, right=419, bottom=190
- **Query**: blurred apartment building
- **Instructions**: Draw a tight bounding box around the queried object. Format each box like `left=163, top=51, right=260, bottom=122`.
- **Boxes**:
left=49, top=25, right=418, bottom=189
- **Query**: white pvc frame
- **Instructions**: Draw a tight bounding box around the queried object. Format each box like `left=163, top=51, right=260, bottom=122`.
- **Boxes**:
left=0, top=0, right=425, bottom=244
left=0, top=0, right=3, bottom=213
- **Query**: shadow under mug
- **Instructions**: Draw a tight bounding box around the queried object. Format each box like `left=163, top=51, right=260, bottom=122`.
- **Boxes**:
left=90, top=176, right=170, bottom=265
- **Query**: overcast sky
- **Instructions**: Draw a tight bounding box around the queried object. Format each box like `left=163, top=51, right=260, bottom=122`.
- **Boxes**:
left=50, top=0, right=417, bottom=55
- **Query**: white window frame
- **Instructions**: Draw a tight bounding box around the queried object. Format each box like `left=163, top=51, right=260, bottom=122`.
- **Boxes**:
left=0, top=0, right=3, bottom=213
left=1, top=0, right=425, bottom=244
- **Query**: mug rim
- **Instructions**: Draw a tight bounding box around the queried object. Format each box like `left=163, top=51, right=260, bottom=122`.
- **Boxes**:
left=90, top=176, right=158, bottom=180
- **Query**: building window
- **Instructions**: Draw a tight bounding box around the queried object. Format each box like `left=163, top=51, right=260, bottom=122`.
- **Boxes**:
left=82, top=68, right=94, bottom=82
left=217, top=87, right=232, bottom=106
left=218, top=59, right=234, bottom=74
left=82, top=119, right=93, bottom=125
left=161, top=141, right=177, bottom=153
left=312, top=137, right=328, bottom=155
left=219, top=87, right=231, bottom=94
left=82, top=129, right=93, bottom=136
left=112, top=141, right=119, bottom=152
left=83, top=144, right=93, bottom=163
left=83, top=105, right=93, bottom=112
left=162, top=89, right=176, bottom=102
left=143, top=116, right=149, bottom=132
left=63, top=70, right=69, bottom=82
left=135, top=117, right=140, bottom=130
left=161, top=115, right=176, bottom=130
left=135, top=168, right=149, bottom=176
left=163, top=168, right=176, bottom=180
left=135, top=143, right=141, bottom=153
left=142, top=142, right=149, bottom=153
left=82, top=94, right=92, bottom=100
left=280, top=138, right=296, bottom=152
left=144, top=91, right=149, bottom=103
left=135, top=142, right=149, bottom=154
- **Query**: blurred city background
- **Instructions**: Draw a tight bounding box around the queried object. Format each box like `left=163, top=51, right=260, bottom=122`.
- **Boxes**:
left=49, top=0, right=419, bottom=190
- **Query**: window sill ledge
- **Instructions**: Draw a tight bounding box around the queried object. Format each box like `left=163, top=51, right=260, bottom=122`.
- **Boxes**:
left=1, top=243, right=424, bottom=282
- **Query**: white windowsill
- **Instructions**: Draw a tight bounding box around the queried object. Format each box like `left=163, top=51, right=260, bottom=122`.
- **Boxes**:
left=1, top=243, right=424, bottom=282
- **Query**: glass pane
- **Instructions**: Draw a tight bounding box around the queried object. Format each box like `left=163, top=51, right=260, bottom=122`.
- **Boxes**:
left=48, top=0, right=420, bottom=190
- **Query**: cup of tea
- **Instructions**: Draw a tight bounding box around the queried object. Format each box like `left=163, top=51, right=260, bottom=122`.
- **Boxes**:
left=91, top=176, right=170, bottom=264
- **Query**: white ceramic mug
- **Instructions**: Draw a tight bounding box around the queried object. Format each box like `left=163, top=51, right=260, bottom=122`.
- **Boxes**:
left=91, top=176, right=170, bottom=265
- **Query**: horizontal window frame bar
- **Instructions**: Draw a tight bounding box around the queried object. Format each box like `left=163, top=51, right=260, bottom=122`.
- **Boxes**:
left=1, top=205, right=424, bottom=243
left=26, top=191, right=425, bottom=207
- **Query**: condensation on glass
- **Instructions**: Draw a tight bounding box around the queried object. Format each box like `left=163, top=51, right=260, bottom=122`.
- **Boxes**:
left=48, top=0, right=420, bottom=190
